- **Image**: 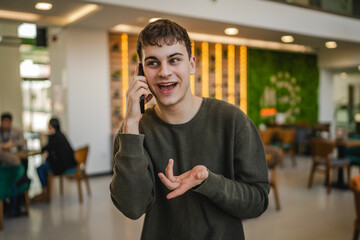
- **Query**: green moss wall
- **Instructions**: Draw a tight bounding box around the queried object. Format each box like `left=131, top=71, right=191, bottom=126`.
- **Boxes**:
left=247, top=48, right=319, bottom=127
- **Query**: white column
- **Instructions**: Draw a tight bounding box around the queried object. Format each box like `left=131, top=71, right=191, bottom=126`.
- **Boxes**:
left=49, top=26, right=112, bottom=175
left=318, top=68, right=335, bottom=137
left=0, top=22, right=23, bottom=128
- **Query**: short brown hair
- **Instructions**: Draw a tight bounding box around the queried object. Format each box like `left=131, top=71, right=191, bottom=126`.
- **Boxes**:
left=137, top=19, right=191, bottom=61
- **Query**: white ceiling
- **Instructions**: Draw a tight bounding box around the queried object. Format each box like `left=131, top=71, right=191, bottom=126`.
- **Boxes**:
left=0, top=0, right=359, bottom=52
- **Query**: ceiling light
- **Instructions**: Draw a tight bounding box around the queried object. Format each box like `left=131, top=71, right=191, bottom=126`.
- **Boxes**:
left=224, top=28, right=239, bottom=36
left=281, top=35, right=294, bottom=43
left=0, top=9, right=40, bottom=21
left=325, top=41, right=337, bottom=49
left=66, top=4, right=98, bottom=24
left=111, top=24, right=143, bottom=34
left=340, top=72, right=347, bottom=79
left=35, top=2, right=53, bottom=10
left=149, top=18, right=161, bottom=23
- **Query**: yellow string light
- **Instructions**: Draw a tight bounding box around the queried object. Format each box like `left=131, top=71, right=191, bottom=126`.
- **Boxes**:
left=121, top=33, right=129, bottom=118
left=227, top=45, right=235, bottom=105
left=215, top=43, right=222, bottom=100
left=190, top=41, right=195, bottom=94
left=240, top=45, right=247, bottom=114
left=201, top=42, right=209, bottom=98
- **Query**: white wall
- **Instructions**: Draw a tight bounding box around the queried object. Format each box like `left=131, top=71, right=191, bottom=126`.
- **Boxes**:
left=66, top=27, right=111, bottom=174
left=0, top=22, right=23, bottom=128
left=50, top=27, right=111, bottom=175
left=48, top=27, right=69, bottom=133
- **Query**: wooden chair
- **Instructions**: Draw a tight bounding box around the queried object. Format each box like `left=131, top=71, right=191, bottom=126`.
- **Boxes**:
left=308, top=138, right=350, bottom=194
left=48, top=145, right=91, bottom=203
left=265, top=149, right=281, bottom=211
left=259, top=128, right=275, bottom=145
left=313, top=122, right=331, bottom=139
left=278, top=129, right=296, bottom=167
left=350, top=174, right=360, bottom=240
left=0, top=165, right=30, bottom=230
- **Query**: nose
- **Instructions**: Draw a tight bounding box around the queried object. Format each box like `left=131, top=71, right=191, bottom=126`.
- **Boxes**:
left=158, top=63, right=172, bottom=78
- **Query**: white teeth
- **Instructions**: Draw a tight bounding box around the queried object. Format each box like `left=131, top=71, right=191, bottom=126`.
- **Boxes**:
left=160, top=83, right=175, bottom=87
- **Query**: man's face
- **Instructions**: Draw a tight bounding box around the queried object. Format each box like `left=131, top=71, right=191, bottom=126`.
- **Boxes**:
left=1, top=118, right=12, bottom=131
left=142, top=42, right=195, bottom=108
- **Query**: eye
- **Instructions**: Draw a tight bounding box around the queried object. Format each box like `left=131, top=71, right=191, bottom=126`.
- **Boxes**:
left=146, top=61, right=159, bottom=67
left=169, top=58, right=180, bottom=64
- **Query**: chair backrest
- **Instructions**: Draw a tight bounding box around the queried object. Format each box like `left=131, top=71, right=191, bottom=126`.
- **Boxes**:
left=350, top=174, right=360, bottom=222
left=0, top=165, right=25, bottom=200
left=279, top=129, right=296, bottom=144
left=74, top=146, right=89, bottom=166
left=308, top=138, right=334, bottom=158
left=314, top=122, right=331, bottom=138
left=259, top=128, right=277, bottom=145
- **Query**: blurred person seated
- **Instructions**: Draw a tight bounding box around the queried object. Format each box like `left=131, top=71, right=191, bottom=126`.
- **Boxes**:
left=0, top=112, right=26, bottom=152
left=32, top=118, right=77, bottom=202
left=0, top=113, right=30, bottom=214
left=0, top=112, right=28, bottom=173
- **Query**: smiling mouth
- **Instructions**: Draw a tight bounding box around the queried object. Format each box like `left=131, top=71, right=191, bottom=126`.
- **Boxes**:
left=158, top=82, right=178, bottom=92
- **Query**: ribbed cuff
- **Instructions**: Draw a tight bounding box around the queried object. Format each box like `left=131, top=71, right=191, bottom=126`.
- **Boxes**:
left=193, top=170, right=222, bottom=199
left=118, top=133, right=145, bottom=155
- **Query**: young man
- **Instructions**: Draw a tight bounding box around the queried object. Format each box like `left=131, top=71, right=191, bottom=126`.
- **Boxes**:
left=110, top=19, right=269, bottom=240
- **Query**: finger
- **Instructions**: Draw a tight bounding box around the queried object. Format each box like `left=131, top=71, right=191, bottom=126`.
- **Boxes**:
left=134, top=64, right=139, bottom=76
left=176, top=170, right=191, bottom=181
left=158, top=173, right=180, bottom=190
left=128, top=75, right=148, bottom=93
left=167, top=181, right=194, bottom=199
left=165, top=159, right=176, bottom=182
left=127, top=81, right=151, bottom=102
left=196, top=168, right=209, bottom=180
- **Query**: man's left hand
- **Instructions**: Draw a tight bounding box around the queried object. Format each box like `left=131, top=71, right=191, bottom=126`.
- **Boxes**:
left=158, top=159, right=209, bottom=199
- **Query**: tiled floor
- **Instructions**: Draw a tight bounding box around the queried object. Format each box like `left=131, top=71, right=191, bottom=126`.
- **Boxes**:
left=0, top=155, right=356, bottom=240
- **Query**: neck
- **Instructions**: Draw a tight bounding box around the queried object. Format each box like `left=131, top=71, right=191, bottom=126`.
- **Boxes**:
left=155, top=95, right=202, bottom=124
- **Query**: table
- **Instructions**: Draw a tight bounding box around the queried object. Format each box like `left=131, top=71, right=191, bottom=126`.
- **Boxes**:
left=13, top=150, right=42, bottom=176
left=14, top=150, right=42, bottom=159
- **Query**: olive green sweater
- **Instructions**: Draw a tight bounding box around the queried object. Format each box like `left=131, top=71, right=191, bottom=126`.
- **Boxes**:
left=110, top=98, right=269, bottom=240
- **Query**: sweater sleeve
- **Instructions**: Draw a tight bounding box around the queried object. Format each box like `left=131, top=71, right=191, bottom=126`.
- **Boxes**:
left=194, top=118, right=270, bottom=219
left=110, top=133, right=155, bottom=220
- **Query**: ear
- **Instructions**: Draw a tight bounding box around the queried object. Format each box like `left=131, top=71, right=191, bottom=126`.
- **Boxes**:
left=189, top=56, right=196, bottom=75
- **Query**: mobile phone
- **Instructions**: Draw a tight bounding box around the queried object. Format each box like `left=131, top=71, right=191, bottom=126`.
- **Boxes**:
left=138, top=63, right=145, bottom=114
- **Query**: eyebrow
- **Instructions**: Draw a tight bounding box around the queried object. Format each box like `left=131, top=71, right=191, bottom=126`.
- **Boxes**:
left=144, top=52, right=184, bottom=62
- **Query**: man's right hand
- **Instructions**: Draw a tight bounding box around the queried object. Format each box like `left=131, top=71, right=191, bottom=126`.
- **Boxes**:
left=123, top=65, right=153, bottom=134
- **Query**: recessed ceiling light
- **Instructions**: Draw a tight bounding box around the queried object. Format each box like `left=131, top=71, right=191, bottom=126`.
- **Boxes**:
left=281, top=35, right=294, bottom=43
left=340, top=72, right=347, bottom=79
left=35, top=2, right=53, bottom=10
left=149, top=18, right=161, bottom=23
left=325, top=41, right=337, bottom=49
left=224, top=28, right=239, bottom=36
